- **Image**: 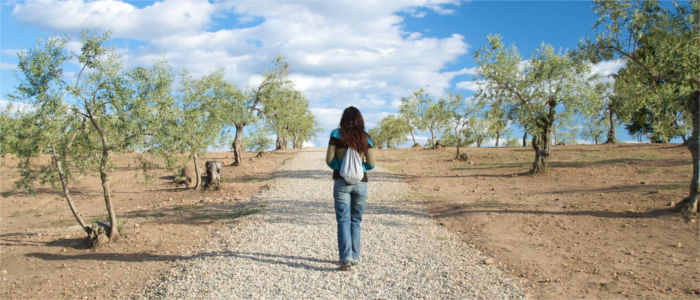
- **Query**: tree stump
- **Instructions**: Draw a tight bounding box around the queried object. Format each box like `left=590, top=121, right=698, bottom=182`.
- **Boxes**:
left=87, top=222, right=110, bottom=248
left=458, top=152, right=473, bottom=164
left=434, top=140, right=446, bottom=149
left=180, top=164, right=197, bottom=188
left=203, top=161, right=222, bottom=190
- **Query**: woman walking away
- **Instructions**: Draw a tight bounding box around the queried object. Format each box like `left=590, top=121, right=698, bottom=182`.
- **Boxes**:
left=326, top=106, right=375, bottom=271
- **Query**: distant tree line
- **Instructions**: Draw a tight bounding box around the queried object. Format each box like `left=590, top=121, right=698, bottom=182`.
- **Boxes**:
left=370, top=0, right=698, bottom=211
left=0, top=31, right=319, bottom=243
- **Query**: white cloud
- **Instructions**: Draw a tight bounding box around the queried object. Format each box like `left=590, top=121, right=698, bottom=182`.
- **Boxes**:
left=10, top=0, right=470, bottom=147
left=0, top=62, right=16, bottom=70
left=0, top=99, right=34, bottom=115
left=310, top=107, right=343, bottom=132
left=590, top=59, right=625, bottom=77
left=302, top=140, right=317, bottom=148
left=2, top=49, right=20, bottom=56
left=12, top=0, right=215, bottom=40
left=456, top=80, right=482, bottom=92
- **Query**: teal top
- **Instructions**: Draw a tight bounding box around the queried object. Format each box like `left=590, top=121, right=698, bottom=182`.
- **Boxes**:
left=326, top=128, right=375, bottom=173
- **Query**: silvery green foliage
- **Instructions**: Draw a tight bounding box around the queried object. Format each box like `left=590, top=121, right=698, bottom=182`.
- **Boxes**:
left=474, top=35, right=592, bottom=172
left=579, top=0, right=698, bottom=142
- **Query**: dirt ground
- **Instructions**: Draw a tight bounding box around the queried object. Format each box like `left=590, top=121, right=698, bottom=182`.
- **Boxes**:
left=376, top=143, right=699, bottom=299
left=0, top=150, right=295, bottom=299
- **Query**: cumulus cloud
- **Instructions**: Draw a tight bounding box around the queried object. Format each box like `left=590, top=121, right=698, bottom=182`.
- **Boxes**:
left=590, top=59, right=625, bottom=77
left=2, top=49, right=20, bottom=56
left=10, top=0, right=469, bottom=146
left=12, top=0, right=215, bottom=40
left=0, top=99, right=34, bottom=115
left=0, top=62, right=17, bottom=70
left=456, top=80, right=482, bottom=92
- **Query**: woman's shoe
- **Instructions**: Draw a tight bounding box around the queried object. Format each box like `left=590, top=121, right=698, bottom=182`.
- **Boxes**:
left=338, top=260, right=352, bottom=271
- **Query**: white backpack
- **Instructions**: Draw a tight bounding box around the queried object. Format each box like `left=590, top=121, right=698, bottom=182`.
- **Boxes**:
left=339, top=147, right=363, bottom=184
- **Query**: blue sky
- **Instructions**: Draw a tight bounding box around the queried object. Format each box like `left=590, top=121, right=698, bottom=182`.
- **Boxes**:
left=2, top=0, right=639, bottom=148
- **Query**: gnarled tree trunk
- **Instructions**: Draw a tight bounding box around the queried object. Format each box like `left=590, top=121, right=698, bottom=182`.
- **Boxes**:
left=192, top=152, right=201, bottom=189
left=276, top=135, right=288, bottom=150
left=606, top=103, right=617, bottom=144
left=231, top=124, right=244, bottom=166
left=531, top=100, right=556, bottom=174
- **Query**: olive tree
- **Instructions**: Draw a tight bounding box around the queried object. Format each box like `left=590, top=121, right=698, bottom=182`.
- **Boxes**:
left=70, top=32, right=174, bottom=239
left=399, top=88, right=432, bottom=147
left=227, top=57, right=290, bottom=165
left=263, top=88, right=318, bottom=149
left=9, top=36, right=94, bottom=238
left=9, top=32, right=171, bottom=241
left=443, top=93, right=478, bottom=159
left=373, top=114, right=410, bottom=149
left=579, top=0, right=699, bottom=211
left=474, top=35, right=591, bottom=173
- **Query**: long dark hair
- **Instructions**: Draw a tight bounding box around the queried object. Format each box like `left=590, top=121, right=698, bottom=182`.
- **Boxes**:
left=339, top=106, right=369, bottom=152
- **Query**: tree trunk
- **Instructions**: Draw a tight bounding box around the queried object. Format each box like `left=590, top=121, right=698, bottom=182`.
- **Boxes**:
left=292, top=134, right=301, bottom=149
left=495, top=131, right=500, bottom=148
left=678, top=91, right=699, bottom=212
left=50, top=144, right=90, bottom=236
left=231, top=124, right=244, bottom=166
left=606, top=103, right=617, bottom=144
left=192, top=152, right=201, bottom=189
left=531, top=101, right=556, bottom=174
left=281, top=136, right=289, bottom=149
left=86, top=107, right=117, bottom=239
left=276, top=133, right=288, bottom=150
left=409, top=128, right=417, bottom=145
left=455, top=136, right=461, bottom=159
left=203, top=160, right=222, bottom=191
left=99, top=146, right=117, bottom=239
left=429, top=127, right=435, bottom=149
left=531, top=132, right=546, bottom=174
left=522, top=131, right=527, bottom=147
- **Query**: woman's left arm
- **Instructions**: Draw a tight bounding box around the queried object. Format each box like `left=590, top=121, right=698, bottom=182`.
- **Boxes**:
left=364, top=147, right=376, bottom=170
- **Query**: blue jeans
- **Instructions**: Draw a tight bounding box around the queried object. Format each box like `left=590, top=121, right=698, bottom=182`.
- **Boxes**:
left=333, top=179, right=368, bottom=263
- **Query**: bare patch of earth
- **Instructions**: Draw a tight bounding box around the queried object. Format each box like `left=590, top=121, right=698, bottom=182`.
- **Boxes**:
left=1, top=150, right=295, bottom=299
left=376, top=143, right=699, bottom=299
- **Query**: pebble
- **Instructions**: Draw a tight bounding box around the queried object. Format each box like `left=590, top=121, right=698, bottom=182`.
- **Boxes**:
left=138, top=149, right=525, bottom=299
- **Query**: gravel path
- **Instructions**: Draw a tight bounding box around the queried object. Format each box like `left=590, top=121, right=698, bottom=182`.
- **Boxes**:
left=140, top=148, right=525, bottom=299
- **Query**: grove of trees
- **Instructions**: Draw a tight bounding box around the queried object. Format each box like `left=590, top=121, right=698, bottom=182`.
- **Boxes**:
left=1, top=32, right=319, bottom=243
left=370, top=0, right=698, bottom=211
